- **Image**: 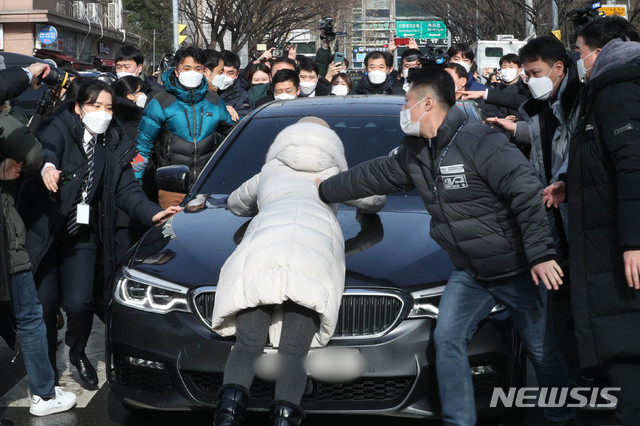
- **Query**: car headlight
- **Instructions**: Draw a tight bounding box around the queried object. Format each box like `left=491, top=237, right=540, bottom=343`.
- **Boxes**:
left=114, top=267, right=191, bottom=314
left=408, top=285, right=506, bottom=319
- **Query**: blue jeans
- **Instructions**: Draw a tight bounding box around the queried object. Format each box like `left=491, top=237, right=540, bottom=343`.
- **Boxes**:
left=9, top=271, right=55, bottom=398
left=434, top=269, right=574, bottom=425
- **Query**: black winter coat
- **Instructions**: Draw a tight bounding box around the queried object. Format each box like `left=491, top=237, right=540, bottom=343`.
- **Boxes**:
left=568, top=59, right=640, bottom=368
left=486, top=80, right=530, bottom=119
left=219, top=76, right=252, bottom=118
left=0, top=68, right=29, bottom=103
left=320, top=106, right=555, bottom=280
left=114, top=96, right=143, bottom=142
left=18, top=107, right=162, bottom=282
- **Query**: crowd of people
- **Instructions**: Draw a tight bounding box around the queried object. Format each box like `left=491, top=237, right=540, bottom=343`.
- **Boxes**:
left=0, top=13, right=638, bottom=426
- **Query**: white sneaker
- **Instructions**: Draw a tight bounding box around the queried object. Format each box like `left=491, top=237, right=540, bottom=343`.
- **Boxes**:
left=29, top=386, right=77, bottom=416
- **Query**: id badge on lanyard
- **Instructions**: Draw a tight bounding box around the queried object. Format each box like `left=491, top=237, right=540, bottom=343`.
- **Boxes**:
left=76, top=190, right=90, bottom=225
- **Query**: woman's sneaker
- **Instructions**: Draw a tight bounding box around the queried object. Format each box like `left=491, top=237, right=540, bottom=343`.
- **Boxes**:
left=29, top=386, right=77, bottom=416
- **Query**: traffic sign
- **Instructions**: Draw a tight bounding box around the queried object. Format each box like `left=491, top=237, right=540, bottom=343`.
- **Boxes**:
left=38, top=26, right=58, bottom=45
left=396, top=21, right=447, bottom=39
left=600, top=4, right=627, bottom=18
left=178, top=24, right=188, bottom=44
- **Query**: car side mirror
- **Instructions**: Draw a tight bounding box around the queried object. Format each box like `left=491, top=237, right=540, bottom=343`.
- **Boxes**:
left=155, top=165, right=191, bottom=194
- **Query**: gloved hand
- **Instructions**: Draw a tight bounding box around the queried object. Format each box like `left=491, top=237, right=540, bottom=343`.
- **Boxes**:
left=131, top=154, right=148, bottom=173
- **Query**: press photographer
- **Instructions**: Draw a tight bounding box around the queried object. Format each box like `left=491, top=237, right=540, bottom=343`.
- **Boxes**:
left=0, top=56, right=78, bottom=416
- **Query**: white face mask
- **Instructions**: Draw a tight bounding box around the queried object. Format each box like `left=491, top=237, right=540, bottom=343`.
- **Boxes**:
left=135, top=93, right=148, bottom=108
left=452, top=60, right=471, bottom=74
left=274, top=93, right=296, bottom=101
left=211, top=74, right=235, bottom=91
left=331, top=85, right=349, bottom=96
left=399, top=96, right=427, bottom=137
left=178, top=70, right=204, bottom=88
left=402, top=69, right=410, bottom=78
left=81, top=107, right=112, bottom=134
left=526, top=63, right=560, bottom=101
left=117, top=71, right=137, bottom=79
left=577, top=50, right=597, bottom=82
left=300, top=81, right=317, bottom=95
left=500, top=68, right=518, bottom=83
left=368, top=70, right=387, bottom=85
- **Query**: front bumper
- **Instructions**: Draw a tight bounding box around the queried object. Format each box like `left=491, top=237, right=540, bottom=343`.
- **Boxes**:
left=106, top=299, right=521, bottom=418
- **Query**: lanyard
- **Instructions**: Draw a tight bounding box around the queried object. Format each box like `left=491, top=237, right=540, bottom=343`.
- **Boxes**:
left=429, top=120, right=467, bottom=193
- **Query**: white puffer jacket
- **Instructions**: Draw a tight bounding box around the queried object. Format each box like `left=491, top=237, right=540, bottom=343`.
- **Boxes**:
left=211, top=121, right=384, bottom=347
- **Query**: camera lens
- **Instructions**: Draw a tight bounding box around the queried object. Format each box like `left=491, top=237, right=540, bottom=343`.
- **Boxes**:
left=40, top=67, right=69, bottom=88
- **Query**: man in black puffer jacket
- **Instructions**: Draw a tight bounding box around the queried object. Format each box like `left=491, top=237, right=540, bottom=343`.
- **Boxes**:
left=544, top=17, right=640, bottom=426
left=349, top=51, right=404, bottom=96
left=319, top=67, right=574, bottom=426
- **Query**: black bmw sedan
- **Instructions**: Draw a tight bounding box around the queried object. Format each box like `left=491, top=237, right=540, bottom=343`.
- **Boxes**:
left=106, top=96, right=524, bottom=419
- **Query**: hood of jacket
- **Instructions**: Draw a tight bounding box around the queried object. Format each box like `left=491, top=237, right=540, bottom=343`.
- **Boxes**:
left=265, top=122, right=348, bottom=173
left=161, top=67, right=208, bottom=104
left=591, top=38, right=640, bottom=81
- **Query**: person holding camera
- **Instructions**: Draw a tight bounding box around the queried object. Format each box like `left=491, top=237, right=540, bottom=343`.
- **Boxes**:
left=0, top=60, right=77, bottom=416
left=18, top=79, right=181, bottom=390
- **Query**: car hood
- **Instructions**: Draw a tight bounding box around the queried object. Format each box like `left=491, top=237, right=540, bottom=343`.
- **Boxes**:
left=130, top=195, right=453, bottom=291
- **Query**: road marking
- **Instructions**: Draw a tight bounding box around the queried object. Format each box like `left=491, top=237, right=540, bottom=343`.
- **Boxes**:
left=0, top=315, right=106, bottom=408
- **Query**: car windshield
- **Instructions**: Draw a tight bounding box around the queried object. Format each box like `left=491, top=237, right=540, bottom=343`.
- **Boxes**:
left=195, top=114, right=413, bottom=196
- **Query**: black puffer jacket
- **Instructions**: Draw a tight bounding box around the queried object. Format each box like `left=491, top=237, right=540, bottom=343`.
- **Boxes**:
left=18, top=107, right=162, bottom=281
left=568, top=55, right=640, bottom=368
left=320, top=106, right=555, bottom=280
left=219, top=75, right=252, bottom=117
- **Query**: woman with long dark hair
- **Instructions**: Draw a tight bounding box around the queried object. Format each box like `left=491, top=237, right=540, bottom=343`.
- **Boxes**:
left=113, top=76, right=149, bottom=141
left=19, top=79, right=180, bottom=389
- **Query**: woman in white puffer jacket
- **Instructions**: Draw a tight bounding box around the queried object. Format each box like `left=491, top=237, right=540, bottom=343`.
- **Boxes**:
left=211, top=117, right=384, bottom=426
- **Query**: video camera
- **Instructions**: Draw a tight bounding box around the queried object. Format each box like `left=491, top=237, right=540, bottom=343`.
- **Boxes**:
left=418, top=47, right=449, bottom=67
left=567, top=1, right=604, bottom=28
left=320, top=17, right=336, bottom=42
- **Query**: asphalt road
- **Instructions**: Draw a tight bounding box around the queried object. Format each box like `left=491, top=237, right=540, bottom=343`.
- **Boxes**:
left=0, top=290, right=619, bottom=426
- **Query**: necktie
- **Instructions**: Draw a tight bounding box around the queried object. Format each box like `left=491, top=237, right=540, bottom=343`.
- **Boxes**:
left=67, top=136, right=96, bottom=236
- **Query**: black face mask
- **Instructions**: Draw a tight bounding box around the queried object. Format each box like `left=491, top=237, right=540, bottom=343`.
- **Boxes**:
left=251, top=82, right=270, bottom=89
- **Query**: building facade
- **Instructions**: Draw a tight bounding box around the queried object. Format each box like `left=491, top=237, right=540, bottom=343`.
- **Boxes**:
left=0, top=0, right=139, bottom=69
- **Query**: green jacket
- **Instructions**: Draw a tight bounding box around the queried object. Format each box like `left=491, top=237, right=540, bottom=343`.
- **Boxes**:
left=247, top=83, right=272, bottom=109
